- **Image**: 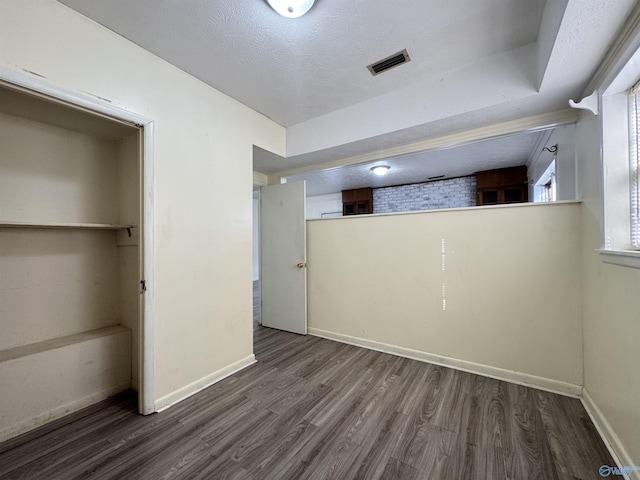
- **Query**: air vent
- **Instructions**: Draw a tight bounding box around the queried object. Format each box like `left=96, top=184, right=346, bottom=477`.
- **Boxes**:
left=367, top=49, right=411, bottom=76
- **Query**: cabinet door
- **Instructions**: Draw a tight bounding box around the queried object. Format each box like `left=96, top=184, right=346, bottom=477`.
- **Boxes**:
left=479, top=190, right=500, bottom=205
left=343, top=202, right=356, bottom=215
left=504, top=186, right=526, bottom=203
left=356, top=200, right=371, bottom=214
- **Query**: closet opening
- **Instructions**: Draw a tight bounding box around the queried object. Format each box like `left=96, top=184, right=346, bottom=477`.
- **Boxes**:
left=0, top=74, right=154, bottom=442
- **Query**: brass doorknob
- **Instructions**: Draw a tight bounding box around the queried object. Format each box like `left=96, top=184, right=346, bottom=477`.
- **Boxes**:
left=296, top=262, right=306, bottom=269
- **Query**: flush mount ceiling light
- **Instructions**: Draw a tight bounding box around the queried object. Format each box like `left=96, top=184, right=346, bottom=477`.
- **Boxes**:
left=266, top=0, right=316, bottom=18
left=371, top=165, right=390, bottom=176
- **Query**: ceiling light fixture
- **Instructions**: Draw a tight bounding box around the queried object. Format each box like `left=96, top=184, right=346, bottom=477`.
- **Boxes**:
left=266, top=0, right=316, bottom=18
left=371, top=165, right=390, bottom=176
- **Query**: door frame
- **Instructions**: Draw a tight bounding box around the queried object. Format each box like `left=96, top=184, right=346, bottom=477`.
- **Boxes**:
left=0, top=66, right=156, bottom=415
left=252, top=186, right=262, bottom=326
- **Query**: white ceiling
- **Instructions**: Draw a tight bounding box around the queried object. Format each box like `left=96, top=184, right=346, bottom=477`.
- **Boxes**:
left=56, top=0, right=544, bottom=127
left=56, top=0, right=636, bottom=185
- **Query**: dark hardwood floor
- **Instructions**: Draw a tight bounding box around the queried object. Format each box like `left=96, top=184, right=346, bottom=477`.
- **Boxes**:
left=0, top=282, right=614, bottom=479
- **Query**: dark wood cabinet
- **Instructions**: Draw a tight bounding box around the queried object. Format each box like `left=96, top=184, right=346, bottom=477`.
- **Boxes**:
left=342, top=187, right=373, bottom=215
left=475, top=166, right=528, bottom=206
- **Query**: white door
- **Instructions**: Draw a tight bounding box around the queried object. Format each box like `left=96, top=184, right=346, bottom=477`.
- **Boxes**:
left=260, top=181, right=307, bottom=334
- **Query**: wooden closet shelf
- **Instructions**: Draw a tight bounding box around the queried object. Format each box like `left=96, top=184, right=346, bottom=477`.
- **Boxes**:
left=0, top=221, right=135, bottom=230
left=0, top=325, right=130, bottom=363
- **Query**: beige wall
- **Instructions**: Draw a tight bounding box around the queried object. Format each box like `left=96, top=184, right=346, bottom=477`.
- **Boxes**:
left=0, top=0, right=285, bottom=404
left=0, top=228, right=121, bottom=349
left=0, top=111, right=120, bottom=224
left=307, top=202, right=584, bottom=391
left=0, top=326, right=131, bottom=442
left=577, top=112, right=640, bottom=467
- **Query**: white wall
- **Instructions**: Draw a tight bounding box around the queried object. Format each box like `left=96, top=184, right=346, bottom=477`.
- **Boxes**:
left=307, top=203, right=584, bottom=393
left=306, top=193, right=342, bottom=219
left=0, top=0, right=286, bottom=406
left=577, top=111, right=640, bottom=469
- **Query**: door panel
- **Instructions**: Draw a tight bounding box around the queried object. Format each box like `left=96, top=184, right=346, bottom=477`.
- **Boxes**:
left=260, top=182, right=307, bottom=334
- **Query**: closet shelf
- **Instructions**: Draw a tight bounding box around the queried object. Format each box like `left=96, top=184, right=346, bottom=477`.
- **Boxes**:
left=0, top=220, right=135, bottom=230
left=0, top=325, right=130, bottom=363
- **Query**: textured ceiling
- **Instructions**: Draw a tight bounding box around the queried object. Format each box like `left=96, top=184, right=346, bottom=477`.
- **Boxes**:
left=55, top=0, right=636, bottom=178
left=287, top=130, right=546, bottom=196
left=56, top=0, right=544, bottom=127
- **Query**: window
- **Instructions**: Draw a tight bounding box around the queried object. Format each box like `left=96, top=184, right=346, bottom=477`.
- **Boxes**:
left=629, top=82, right=640, bottom=248
left=597, top=37, right=640, bottom=267
left=535, top=160, right=556, bottom=203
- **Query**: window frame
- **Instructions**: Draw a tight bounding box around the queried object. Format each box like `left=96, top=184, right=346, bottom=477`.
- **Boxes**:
left=597, top=40, right=640, bottom=268
left=628, top=83, right=640, bottom=248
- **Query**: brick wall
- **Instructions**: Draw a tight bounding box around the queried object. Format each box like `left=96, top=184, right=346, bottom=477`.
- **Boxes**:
left=372, top=176, right=476, bottom=214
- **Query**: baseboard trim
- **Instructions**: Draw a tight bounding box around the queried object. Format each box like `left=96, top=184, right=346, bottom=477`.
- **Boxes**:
left=308, top=327, right=583, bottom=398
left=155, top=354, right=256, bottom=412
left=581, top=389, right=639, bottom=480
left=0, top=381, right=131, bottom=443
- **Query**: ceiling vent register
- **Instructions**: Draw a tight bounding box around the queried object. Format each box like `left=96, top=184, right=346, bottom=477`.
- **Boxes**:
left=367, top=49, right=411, bottom=76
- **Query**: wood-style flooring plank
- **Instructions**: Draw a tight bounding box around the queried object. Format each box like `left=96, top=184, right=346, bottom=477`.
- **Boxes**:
left=70, top=415, right=186, bottom=480
left=243, top=420, right=319, bottom=479
left=471, top=377, right=513, bottom=449
left=503, top=383, right=561, bottom=480
left=534, top=389, right=615, bottom=480
left=351, top=410, right=412, bottom=480
left=0, top=393, right=137, bottom=477
left=379, top=457, right=421, bottom=480
left=445, top=441, right=508, bottom=480
left=391, top=414, right=455, bottom=475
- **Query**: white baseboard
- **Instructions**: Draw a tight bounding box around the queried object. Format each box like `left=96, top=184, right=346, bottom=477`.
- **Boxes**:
left=308, top=327, right=583, bottom=398
left=581, top=389, right=639, bottom=480
left=155, top=354, right=256, bottom=412
left=0, top=381, right=131, bottom=444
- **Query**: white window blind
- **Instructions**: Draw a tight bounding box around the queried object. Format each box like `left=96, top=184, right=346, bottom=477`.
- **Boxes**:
left=629, top=83, right=640, bottom=248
